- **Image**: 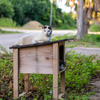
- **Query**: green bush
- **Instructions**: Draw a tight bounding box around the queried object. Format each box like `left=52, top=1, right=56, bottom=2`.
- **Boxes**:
left=53, top=12, right=77, bottom=29
left=65, top=51, right=99, bottom=99
left=82, top=34, right=100, bottom=47
left=90, top=24, right=100, bottom=32
left=52, top=33, right=100, bottom=47
left=0, top=0, right=14, bottom=18
left=65, top=51, right=99, bottom=90
left=0, top=0, right=77, bottom=29
left=0, top=46, right=100, bottom=99
left=0, top=17, right=18, bottom=27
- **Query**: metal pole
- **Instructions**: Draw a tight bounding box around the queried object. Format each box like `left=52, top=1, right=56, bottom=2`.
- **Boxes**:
left=50, top=0, right=53, bottom=26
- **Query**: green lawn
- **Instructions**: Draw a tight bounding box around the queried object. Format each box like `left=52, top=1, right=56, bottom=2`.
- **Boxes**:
left=0, top=29, right=21, bottom=34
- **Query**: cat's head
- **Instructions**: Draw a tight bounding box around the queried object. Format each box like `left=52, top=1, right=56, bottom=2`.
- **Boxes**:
left=42, top=25, right=53, bottom=37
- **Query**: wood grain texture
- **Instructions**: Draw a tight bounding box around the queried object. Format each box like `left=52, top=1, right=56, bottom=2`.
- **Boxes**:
left=53, top=43, right=59, bottom=100
left=60, top=71, right=65, bottom=93
left=19, top=45, right=53, bottom=74
left=63, top=41, right=65, bottom=61
left=53, top=88, right=58, bottom=100
left=59, top=42, right=65, bottom=93
left=58, top=41, right=65, bottom=62
left=24, top=74, right=29, bottom=92
left=13, top=49, right=19, bottom=99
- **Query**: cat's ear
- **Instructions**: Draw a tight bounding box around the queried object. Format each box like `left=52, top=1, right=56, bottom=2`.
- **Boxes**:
left=50, top=25, right=53, bottom=29
left=42, top=25, right=44, bottom=29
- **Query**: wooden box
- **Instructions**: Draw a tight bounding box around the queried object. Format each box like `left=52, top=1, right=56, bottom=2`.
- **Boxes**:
left=10, top=39, right=71, bottom=100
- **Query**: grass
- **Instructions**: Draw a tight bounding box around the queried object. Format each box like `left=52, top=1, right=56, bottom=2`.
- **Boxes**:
left=0, top=29, right=21, bottom=34
left=90, top=24, right=100, bottom=32
left=0, top=17, right=19, bottom=27
left=52, top=33, right=100, bottom=48
left=0, top=45, right=100, bottom=99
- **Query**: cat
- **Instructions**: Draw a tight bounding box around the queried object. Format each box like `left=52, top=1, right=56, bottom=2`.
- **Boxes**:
left=59, top=60, right=66, bottom=70
left=12, top=25, right=53, bottom=46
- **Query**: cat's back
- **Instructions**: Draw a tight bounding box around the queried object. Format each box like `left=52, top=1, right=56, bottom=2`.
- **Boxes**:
left=20, top=33, right=39, bottom=45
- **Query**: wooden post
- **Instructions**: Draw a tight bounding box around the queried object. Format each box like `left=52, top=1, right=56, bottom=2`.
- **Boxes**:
left=13, top=49, right=19, bottom=99
left=24, top=74, right=29, bottom=92
left=60, top=42, right=65, bottom=93
left=60, top=71, right=65, bottom=93
left=53, top=43, right=59, bottom=100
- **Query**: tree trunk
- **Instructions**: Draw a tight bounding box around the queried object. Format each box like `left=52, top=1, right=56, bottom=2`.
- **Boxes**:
left=84, top=1, right=93, bottom=34
left=83, top=7, right=89, bottom=34
left=76, top=0, right=84, bottom=40
left=94, top=0, right=100, bottom=12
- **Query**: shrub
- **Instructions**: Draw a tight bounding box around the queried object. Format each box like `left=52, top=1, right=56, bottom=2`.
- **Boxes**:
left=0, top=46, right=100, bottom=99
left=0, top=17, right=18, bottom=27
left=90, top=23, right=100, bottom=32
left=65, top=51, right=99, bottom=90
left=82, top=34, right=100, bottom=47
left=0, top=0, right=14, bottom=18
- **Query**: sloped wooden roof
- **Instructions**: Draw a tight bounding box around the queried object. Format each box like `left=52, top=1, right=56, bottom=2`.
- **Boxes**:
left=9, top=38, right=73, bottom=49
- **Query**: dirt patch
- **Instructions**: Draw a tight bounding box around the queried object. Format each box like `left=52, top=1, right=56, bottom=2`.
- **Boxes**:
left=89, top=72, right=100, bottom=100
left=22, top=21, right=42, bottom=30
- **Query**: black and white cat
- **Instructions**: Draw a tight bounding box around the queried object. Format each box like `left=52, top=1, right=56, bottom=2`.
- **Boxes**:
left=12, top=25, right=53, bottom=46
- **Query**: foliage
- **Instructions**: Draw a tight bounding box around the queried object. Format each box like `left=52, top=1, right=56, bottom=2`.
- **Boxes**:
left=52, top=33, right=100, bottom=48
left=0, top=30, right=20, bottom=34
left=90, top=23, right=100, bottom=32
left=0, top=0, right=14, bottom=18
left=10, top=0, right=24, bottom=25
left=64, top=51, right=100, bottom=99
left=65, top=51, right=99, bottom=89
left=0, top=17, right=18, bottom=27
left=53, top=12, right=77, bottom=29
left=82, top=34, right=100, bottom=47
left=0, top=45, right=100, bottom=99
left=52, top=33, right=75, bottom=41
left=0, top=0, right=77, bottom=29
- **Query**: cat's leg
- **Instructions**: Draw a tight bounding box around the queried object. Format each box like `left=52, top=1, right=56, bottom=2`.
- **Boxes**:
left=11, top=38, right=23, bottom=47
left=11, top=41, right=19, bottom=47
left=31, top=39, right=37, bottom=44
left=37, top=41, right=44, bottom=43
left=11, top=43, right=23, bottom=47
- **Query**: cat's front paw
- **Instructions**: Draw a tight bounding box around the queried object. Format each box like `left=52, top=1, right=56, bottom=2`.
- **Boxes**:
left=31, top=40, right=37, bottom=44
left=11, top=44, right=20, bottom=47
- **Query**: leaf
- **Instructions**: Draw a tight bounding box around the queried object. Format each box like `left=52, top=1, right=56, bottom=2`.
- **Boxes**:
left=29, top=86, right=38, bottom=91
left=25, top=92, right=32, bottom=97
left=0, top=92, right=5, bottom=98
left=8, top=81, right=13, bottom=90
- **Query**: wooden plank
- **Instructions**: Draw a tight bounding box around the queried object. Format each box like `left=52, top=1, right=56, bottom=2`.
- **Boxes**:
left=59, top=41, right=65, bottom=93
left=58, top=41, right=65, bottom=61
left=24, top=74, right=29, bottom=92
left=60, top=71, right=65, bottom=93
left=13, top=49, right=19, bottom=99
left=19, top=45, right=53, bottom=74
left=10, top=39, right=73, bottom=49
left=37, top=45, right=53, bottom=55
left=58, top=41, right=64, bottom=47
left=53, top=43, right=59, bottom=100
left=63, top=41, right=65, bottom=61
left=53, top=88, right=58, bottom=100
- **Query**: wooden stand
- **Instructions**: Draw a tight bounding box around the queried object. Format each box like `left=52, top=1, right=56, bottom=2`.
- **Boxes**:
left=10, top=39, right=68, bottom=100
